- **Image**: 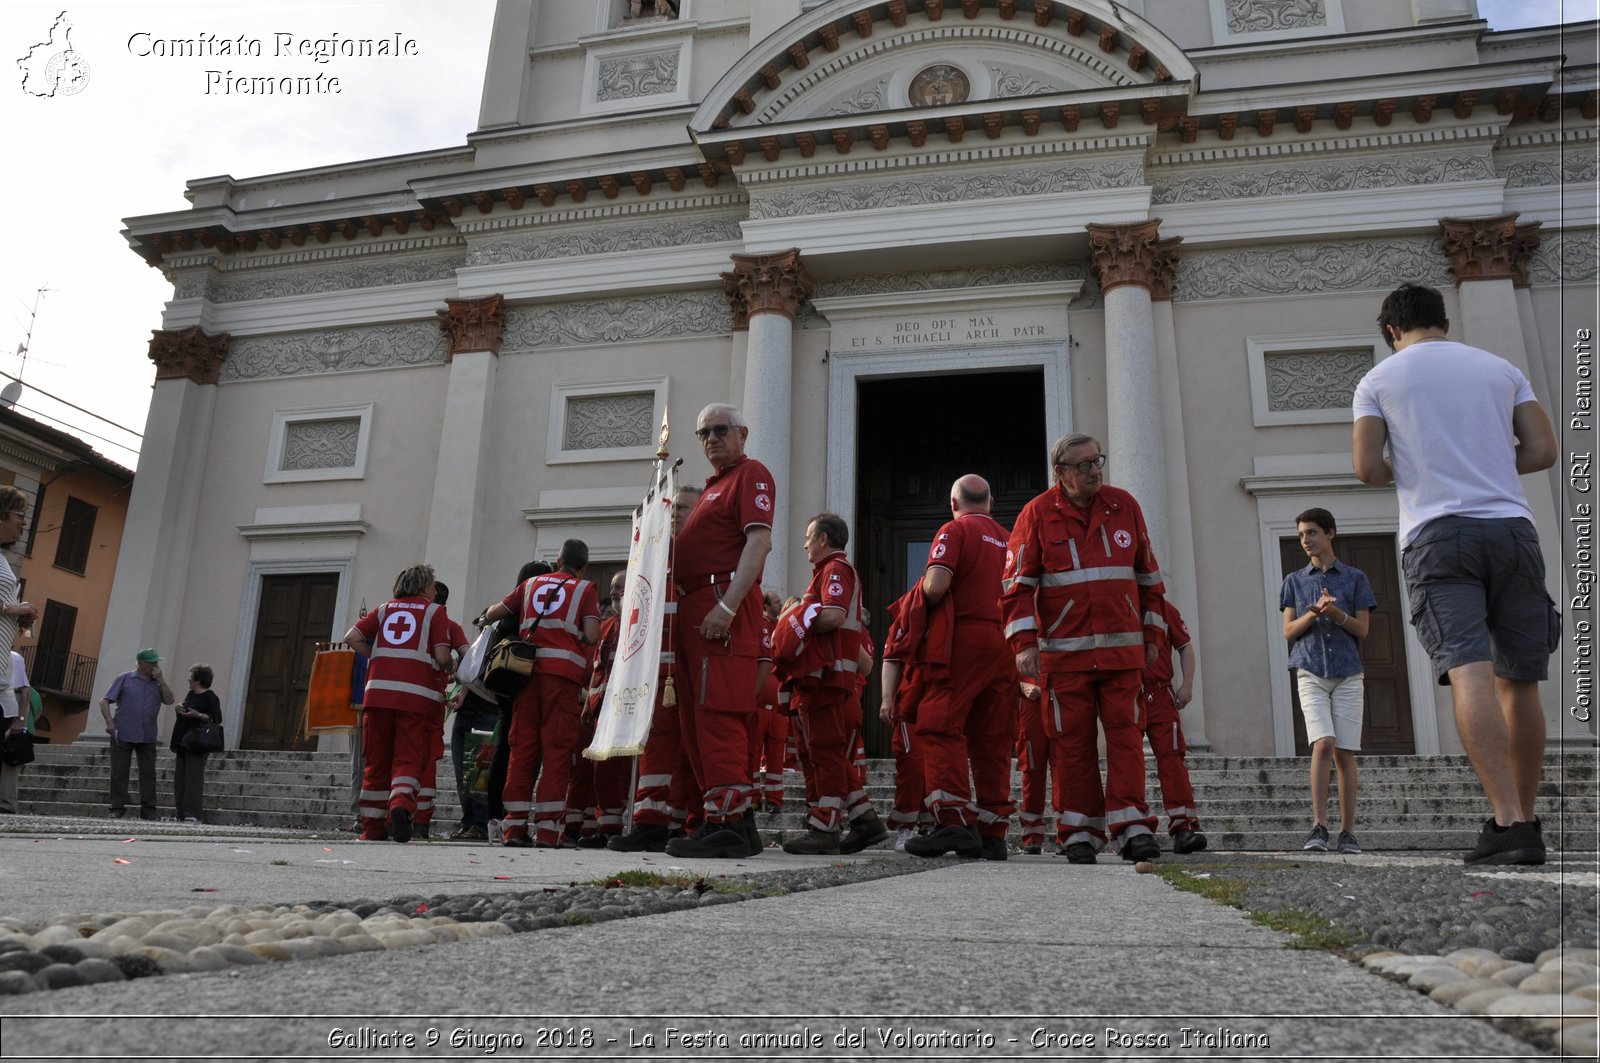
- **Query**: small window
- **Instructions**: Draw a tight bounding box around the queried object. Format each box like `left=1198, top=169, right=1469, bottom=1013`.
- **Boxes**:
left=53, top=497, right=97, bottom=574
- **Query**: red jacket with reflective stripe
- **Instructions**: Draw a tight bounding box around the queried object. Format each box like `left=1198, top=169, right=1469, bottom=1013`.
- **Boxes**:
left=788, top=552, right=865, bottom=691
left=1001, top=484, right=1166, bottom=674
left=355, top=597, right=450, bottom=713
left=501, top=572, right=601, bottom=684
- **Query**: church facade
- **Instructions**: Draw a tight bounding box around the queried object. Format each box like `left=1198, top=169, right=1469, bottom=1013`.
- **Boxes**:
left=104, top=0, right=1597, bottom=756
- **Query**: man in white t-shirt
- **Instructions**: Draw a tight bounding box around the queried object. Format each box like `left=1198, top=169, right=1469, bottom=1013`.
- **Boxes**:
left=1352, top=282, right=1559, bottom=866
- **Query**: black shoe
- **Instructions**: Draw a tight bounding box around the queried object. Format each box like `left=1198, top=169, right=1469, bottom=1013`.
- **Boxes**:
left=978, top=836, right=1008, bottom=861
left=389, top=808, right=413, bottom=844
left=1063, top=842, right=1097, bottom=864
left=607, top=824, right=671, bottom=852
left=763, top=803, right=783, bottom=815
left=780, top=828, right=841, bottom=855
left=1022, top=843, right=1042, bottom=856
left=412, top=823, right=430, bottom=841
left=665, top=825, right=750, bottom=859
left=1119, top=833, right=1160, bottom=862
left=575, top=833, right=611, bottom=849
left=904, top=824, right=982, bottom=859
left=449, top=824, right=488, bottom=841
left=740, top=811, right=764, bottom=856
left=839, top=810, right=889, bottom=854
left=503, top=834, right=532, bottom=849
left=1172, top=829, right=1208, bottom=854
left=1464, top=817, right=1546, bottom=866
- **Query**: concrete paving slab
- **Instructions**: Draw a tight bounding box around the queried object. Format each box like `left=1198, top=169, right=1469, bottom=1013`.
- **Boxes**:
left=0, top=831, right=1540, bottom=1061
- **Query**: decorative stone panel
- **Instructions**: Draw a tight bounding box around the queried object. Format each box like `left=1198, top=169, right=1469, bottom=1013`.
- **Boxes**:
left=222, top=322, right=447, bottom=381
left=205, top=254, right=462, bottom=303
left=563, top=392, right=655, bottom=451
left=1176, top=237, right=1453, bottom=301
left=501, top=291, right=731, bottom=351
left=281, top=418, right=361, bottom=471
left=466, top=219, right=742, bottom=266
left=747, top=162, right=1142, bottom=220
left=1225, top=0, right=1328, bottom=34
left=1151, top=155, right=1496, bottom=205
left=1264, top=349, right=1372, bottom=412
left=597, top=48, right=679, bottom=101
left=1526, top=229, right=1600, bottom=286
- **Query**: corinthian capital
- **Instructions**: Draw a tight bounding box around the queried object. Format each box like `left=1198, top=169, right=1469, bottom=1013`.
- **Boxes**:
left=721, top=249, right=815, bottom=323
left=1085, top=219, right=1173, bottom=296
left=148, top=326, right=230, bottom=385
left=1439, top=214, right=1542, bottom=288
left=437, top=294, right=507, bottom=360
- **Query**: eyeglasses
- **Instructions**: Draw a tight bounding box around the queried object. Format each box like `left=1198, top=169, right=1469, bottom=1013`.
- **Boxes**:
left=695, top=424, right=732, bottom=440
left=1058, top=454, right=1107, bottom=475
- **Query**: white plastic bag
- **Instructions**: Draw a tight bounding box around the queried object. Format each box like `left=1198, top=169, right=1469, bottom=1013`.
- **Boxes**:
left=457, top=625, right=496, bottom=685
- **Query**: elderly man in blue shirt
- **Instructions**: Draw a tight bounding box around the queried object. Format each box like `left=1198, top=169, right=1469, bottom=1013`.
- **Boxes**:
left=99, top=649, right=175, bottom=820
left=1279, top=508, right=1376, bottom=856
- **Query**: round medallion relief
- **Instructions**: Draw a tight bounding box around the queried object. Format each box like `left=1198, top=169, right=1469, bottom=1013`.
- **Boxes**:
left=908, top=64, right=970, bottom=107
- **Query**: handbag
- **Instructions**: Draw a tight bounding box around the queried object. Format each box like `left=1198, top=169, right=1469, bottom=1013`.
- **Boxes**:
left=1, top=729, right=34, bottom=766
left=179, top=722, right=224, bottom=754
left=481, top=639, right=536, bottom=698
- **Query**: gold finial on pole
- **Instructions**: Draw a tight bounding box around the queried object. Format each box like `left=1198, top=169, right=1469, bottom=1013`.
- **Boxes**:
left=656, top=408, right=670, bottom=461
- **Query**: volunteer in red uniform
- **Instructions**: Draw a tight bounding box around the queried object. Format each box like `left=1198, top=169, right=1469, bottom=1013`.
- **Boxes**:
left=666, top=404, right=772, bottom=860
left=413, top=580, right=469, bottom=840
left=479, top=539, right=601, bottom=848
left=907, top=474, right=1016, bottom=861
left=880, top=581, right=951, bottom=850
left=779, top=513, right=888, bottom=855
left=1141, top=597, right=1206, bottom=853
left=751, top=591, right=788, bottom=814
left=345, top=564, right=454, bottom=843
left=1002, top=434, right=1166, bottom=865
left=569, top=572, right=631, bottom=847
left=1014, top=679, right=1060, bottom=854
left=610, top=484, right=702, bottom=852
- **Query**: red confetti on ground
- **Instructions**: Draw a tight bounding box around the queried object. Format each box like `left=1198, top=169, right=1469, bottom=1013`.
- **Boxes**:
left=322, top=847, right=334, bottom=852
left=415, top=903, right=429, bottom=914
left=113, top=858, right=132, bottom=865
left=1470, top=890, right=1496, bottom=899
left=122, top=838, right=137, bottom=844
left=494, top=875, right=511, bottom=880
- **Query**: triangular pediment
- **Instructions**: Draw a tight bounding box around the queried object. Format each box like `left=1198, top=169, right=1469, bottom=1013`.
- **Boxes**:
left=691, top=0, right=1196, bottom=134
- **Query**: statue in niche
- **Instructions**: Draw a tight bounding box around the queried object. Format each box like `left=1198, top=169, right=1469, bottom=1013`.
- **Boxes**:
left=626, top=0, right=678, bottom=20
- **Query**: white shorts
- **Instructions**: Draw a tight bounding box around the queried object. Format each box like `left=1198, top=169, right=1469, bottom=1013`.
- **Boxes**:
left=1295, top=671, right=1363, bottom=751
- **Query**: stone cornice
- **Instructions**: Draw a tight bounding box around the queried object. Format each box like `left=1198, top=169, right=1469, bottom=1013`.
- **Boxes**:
left=734, top=131, right=1153, bottom=185
left=447, top=192, right=748, bottom=235
left=1439, top=213, right=1542, bottom=288
left=148, top=326, right=230, bottom=385
left=1148, top=120, right=1506, bottom=167
left=438, top=295, right=507, bottom=360
left=1499, top=126, right=1599, bottom=150
left=167, top=234, right=466, bottom=277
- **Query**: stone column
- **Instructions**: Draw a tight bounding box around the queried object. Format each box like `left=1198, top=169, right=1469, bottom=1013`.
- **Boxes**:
left=426, top=295, right=506, bottom=611
left=724, top=250, right=814, bottom=593
left=88, top=327, right=229, bottom=744
left=1086, top=220, right=1177, bottom=567
left=1438, top=214, right=1578, bottom=746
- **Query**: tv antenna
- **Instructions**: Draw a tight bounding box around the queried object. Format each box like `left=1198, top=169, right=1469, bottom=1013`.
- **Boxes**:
left=10, top=286, right=53, bottom=403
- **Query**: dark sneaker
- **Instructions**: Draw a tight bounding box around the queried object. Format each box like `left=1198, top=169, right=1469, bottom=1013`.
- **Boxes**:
left=575, top=833, right=611, bottom=849
left=1302, top=823, right=1330, bottom=852
left=740, top=811, right=764, bottom=856
left=607, top=824, right=671, bottom=852
left=1119, top=833, right=1160, bottom=862
left=904, top=824, right=982, bottom=859
left=449, top=824, right=488, bottom=841
left=839, top=810, right=889, bottom=854
left=781, top=828, right=842, bottom=855
left=389, top=808, right=413, bottom=844
left=665, top=825, right=750, bottom=859
left=1022, top=843, right=1042, bottom=856
left=978, top=836, right=1008, bottom=861
left=1336, top=830, right=1361, bottom=855
left=503, top=834, right=532, bottom=849
left=763, top=803, right=783, bottom=815
left=1172, top=829, right=1208, bottom=854
left=1464, top=818, right=1546, bottom=866
left=1063, top=842, right=1097, bottom=864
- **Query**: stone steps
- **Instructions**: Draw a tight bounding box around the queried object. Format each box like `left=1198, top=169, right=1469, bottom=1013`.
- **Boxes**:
left=12, top=747, right=1595, bottom=850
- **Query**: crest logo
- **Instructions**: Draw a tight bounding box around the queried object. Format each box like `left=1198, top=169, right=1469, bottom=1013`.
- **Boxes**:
left=620, top=576, right=654, bottom=661
left=755, top=493, right=772, bottom=512
left=1114, top=529, right=1133, bottom=549
left=381, top=610, right=417, bottom=646
left=530, top=582, right=569, bottom=616
left=931, top=542, right=947, bottom=560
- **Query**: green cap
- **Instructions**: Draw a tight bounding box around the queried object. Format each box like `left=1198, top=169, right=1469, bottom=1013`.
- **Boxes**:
left=135, top=648, right=162, bottom=664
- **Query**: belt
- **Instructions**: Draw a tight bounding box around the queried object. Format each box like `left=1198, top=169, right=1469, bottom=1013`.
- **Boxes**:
left=675, top=571, right=737, bottom=595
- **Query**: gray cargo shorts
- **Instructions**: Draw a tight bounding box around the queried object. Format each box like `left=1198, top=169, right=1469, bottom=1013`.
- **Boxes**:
left=1401, top=515, right=1560, bottom=685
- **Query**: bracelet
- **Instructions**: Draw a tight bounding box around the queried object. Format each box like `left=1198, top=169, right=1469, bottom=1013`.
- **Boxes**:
left=1335, top=611, right=1348, bottom=627
left=715, top=599, right=738, bottom=619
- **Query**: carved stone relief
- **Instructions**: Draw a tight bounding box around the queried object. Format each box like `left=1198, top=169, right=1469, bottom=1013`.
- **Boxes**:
left=1225, top=0, right=1327, bottom=34
left=748, top=162, right=1143, bottom=220
left=1264, top=349, right=1373, bottom=412
left=501, top=291, right=731, bottom=350
left=281, top=418, right=361, bottom=470
left=824, top=77, right=892, bottom=116
left=596, top=49, right=679, bottom=101
left=466, top=219, right=742, bottom=266
left=205, top=255, right=463, bottom=303
left=1151, top=155, right=1495, bottom=204
left=563, top=392, right=655, bottom=451
left=1499, top=150, right=1599, bottom=188
left=1175, top=237, right=1453, bottom=301
left=222, top=321, right=447, bottom=381
left=1525, top=229, right=1598, bottom=286
left=988, top=64, right=1067, bottom=98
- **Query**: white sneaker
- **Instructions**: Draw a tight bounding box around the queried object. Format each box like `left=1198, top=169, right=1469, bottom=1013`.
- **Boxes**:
left=892, top=827, right=913, bottom=852
left=487, top=819, right=503, bottom=844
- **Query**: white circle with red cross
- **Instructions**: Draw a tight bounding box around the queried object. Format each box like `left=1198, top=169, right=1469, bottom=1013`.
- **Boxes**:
left=382, top=610, right=418, bottom=645
left=531, top=582, right=569, bottom=616
left=1114, top=529, right=1133, bottom=549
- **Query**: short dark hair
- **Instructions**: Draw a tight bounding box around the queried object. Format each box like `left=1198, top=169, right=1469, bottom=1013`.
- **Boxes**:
left=433, top=580, right=450, bottom=606
left=1295, top=507, right=1336, bottom=534
left=0, top=485, right=26, bottom=519
left=517, top=560, right=553, bottom=583
left=1376, top=282, right=1448, bottom=344
left=557, top=538, right=589, bottom=572
left=189, top=664, right=214, bottom=689
left=808, top=512, right=849, bottom=550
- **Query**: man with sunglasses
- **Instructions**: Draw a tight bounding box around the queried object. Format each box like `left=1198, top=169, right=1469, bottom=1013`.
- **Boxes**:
left=1001, top=434, right=1166, bottom=865
left=1354, top=282, right=1559, bottom=866
left=666, top=403, right=774, bottom=858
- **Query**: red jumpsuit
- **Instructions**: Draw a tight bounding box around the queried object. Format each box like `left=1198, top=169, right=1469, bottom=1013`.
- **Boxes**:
left=568, top=614, right=634, bottom=839
left=673, top=455, right=773, bottom=825
left=1002, top=484, right=1165, bottom=851
left=750, top=666, right=788, bottom=810
left=882, top=585, right=950, bottom=832
left=1141, top=599, right=1200, bottom=835
left=629, top=579, right=700, bottom=833
left=786, top=550, right=867, bottom=834
left=353, top=597, right=452, bottom=840
left=1013, top=680, right=1065, bottom=849
left=499, top=571, right=601, bottom=846
left=916, top=512, right=1017, bottom=838
left=414, top=618, right=468, bottom=833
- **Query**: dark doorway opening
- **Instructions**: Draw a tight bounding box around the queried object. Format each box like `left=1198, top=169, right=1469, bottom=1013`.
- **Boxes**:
left=854, top=369, right=1048, bottom=754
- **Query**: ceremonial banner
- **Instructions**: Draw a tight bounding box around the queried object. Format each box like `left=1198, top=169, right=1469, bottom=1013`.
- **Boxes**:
left=586, top=459, right=679, bottom=758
